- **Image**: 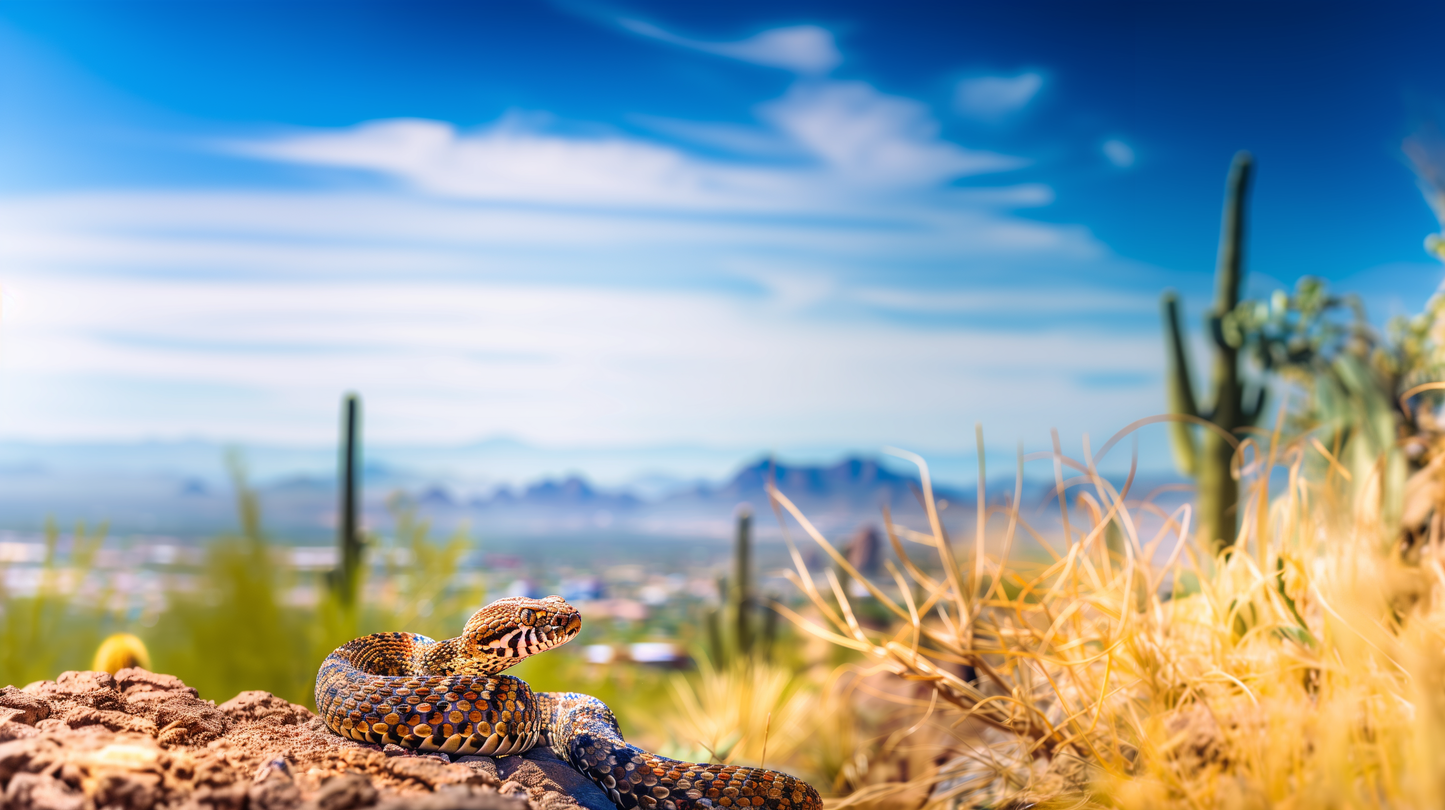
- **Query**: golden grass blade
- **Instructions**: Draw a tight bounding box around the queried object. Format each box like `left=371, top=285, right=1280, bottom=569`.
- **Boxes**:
left=768, top=483, right=913, bottom=624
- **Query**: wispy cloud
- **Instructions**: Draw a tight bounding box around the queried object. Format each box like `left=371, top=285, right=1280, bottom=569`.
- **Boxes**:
left=954, top=72, right=1044, bottom=122
left=1103, top=139, right=1136, bottom=168
left=760, top=82, right=1028, bottom=185
left=619, top=20, right=841, bottom=75
left=224, top=81, right=1025, bottom=213
left=851, top=287, right=1156, bottom=314
left=0, top=273, right=1161, bottom=447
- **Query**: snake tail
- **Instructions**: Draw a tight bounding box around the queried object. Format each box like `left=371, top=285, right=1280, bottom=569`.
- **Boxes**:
left=539, top=691, right=821, bottom=810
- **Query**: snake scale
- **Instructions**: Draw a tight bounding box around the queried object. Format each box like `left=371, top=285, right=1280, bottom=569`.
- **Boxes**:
left=315, top=595, right=823, bottom=810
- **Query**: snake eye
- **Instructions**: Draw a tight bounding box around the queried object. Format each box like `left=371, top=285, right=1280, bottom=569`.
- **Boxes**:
left=519, top=608, right=536, bottom=626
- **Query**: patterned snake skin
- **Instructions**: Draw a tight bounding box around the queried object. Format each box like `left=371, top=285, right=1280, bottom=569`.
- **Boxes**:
left=316, top=595, right=823, bottom=810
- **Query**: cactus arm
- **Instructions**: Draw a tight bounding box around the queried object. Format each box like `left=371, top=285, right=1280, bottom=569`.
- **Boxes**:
left=1208, top=151, right=1252, bottom=432
left=1162, top=292, right=1201, bottom=477
left=1215, top=152, right=1252, bottom=327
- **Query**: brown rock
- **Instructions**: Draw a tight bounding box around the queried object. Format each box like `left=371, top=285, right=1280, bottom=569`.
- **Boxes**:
left=373, top=783, right=530, bottom=810
left=0, top=736, right=64, bottom=782
left=85, top=767, right=165, bottom=810
left=0, top=686, right=51, bottom=725
left=60, top=705, right=160, bottom=736
left=34, top=718, right=71, bottom=734
left=3, top=771, right=86, bottom=810
left=307, top=771, right=378, bottom=810
left=0, top=671, right=563, bottom=810
left=24, top=671, right=127, bottom=713
left=130, top=692, right=234, bottom=747
left=0, top=720, right=41, bottom=743
left=457, top=748, right=613, bottom=810
left=382, top=754, right=482, bottom=789
left=219, top=691, right=313, bottom=726
left=251, top=775, right=305, bottom=810
left=174, top=782, right=250, bottom=810
left=114, top=667, right=200, bottom=700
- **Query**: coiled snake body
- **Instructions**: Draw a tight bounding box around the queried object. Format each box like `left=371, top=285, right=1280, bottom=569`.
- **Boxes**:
left=316, top=595, right=822, bottom=810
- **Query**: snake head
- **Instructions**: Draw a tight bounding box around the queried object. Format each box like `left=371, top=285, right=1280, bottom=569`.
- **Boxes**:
left=463, top=595, right=582, bottom=668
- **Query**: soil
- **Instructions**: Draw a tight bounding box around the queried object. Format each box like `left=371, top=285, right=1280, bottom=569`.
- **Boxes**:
left=0, top=669, right=615, bottom=810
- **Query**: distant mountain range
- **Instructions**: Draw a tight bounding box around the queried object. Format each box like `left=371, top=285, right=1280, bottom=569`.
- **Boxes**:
left=0, top=437, right=1174, bottom=542
left=437, top=456, right=965, bottom=514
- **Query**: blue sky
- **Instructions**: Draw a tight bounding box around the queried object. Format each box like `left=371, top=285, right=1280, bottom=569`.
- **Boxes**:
left=1, top=1, right=1443, bottom=483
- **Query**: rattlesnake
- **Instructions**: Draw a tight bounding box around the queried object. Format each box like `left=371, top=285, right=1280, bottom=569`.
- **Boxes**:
left=315, top=595, right=822, bottom=810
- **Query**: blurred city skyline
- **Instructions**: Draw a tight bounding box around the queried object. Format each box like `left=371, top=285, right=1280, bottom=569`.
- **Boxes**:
left=2, top=1, right=1443, bottom=481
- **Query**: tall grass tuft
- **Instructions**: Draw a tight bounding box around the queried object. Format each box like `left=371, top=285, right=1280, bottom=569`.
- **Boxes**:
left=659, top=656, right=817, bottom=769
left=760, top=417, right=1445, bottom=808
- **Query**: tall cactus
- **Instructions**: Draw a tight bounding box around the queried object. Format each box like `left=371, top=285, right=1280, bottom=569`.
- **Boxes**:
left=733, top=505, right=754, bottom=656
left=1161, top=152, right=1266, bottom=551
left=704, top=504, right=761, bottom=663
left=331, top=393, right=365, bottom=606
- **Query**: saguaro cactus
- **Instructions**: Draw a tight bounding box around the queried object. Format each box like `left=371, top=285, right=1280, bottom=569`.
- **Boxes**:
left=704, top=504, right=761, bottom=663
left=733, top=504, right=754, bottom=655
left=331, top=393, right=365, bottom=606
left=1161, top=152, right=1265, bottom=551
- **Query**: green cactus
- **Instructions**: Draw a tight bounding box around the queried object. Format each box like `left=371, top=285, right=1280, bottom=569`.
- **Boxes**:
left=702, top=505, right=767, bottom=664
left=1161, top=152, right=1266, bottom=552
left=330, top=393, right=365, bottom=606
left=733, top=505, right=754, bottom=656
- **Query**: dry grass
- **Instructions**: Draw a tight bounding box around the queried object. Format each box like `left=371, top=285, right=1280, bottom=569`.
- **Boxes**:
left=659, top=656, right=819, bottom=769
left=737, top=418, right=1445, bottom=809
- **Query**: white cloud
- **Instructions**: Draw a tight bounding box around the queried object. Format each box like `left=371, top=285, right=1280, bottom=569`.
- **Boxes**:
left=628, top=114, right=804, bottom=159
left=851, top=287, right=1156, bottom=314
left=761, top=82, right=1027, bottom=185
left=0, top=189, right=1105, bottom=277
left=619, top=21, right=841, bottom=75
left=954, top=73, right=1044, bottom=121
left=224, top=81, right=1026, bottom=211
left=0, top=274, right=1161, bottom=447
left=1103, top=139, right=1136, bottom=168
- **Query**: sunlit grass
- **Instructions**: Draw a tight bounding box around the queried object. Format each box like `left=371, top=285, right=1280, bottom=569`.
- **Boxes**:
left=733, top=420, right=1445, bottom=808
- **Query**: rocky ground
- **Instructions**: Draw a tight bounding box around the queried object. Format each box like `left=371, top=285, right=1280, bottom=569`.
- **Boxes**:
left=0, top=669, right=614, bottom=810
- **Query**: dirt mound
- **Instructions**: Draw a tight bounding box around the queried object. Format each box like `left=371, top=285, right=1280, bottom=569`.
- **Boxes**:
left=0, top=669, right=613, bottom=810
